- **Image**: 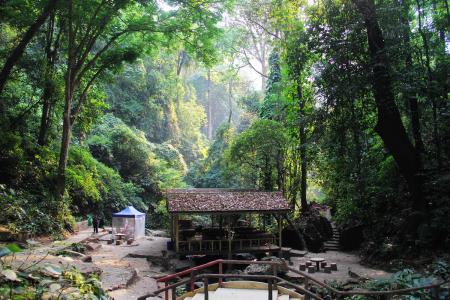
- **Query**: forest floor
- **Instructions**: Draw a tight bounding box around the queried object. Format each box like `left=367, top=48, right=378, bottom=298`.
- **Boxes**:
left=12, top=230, right=391, bottom=299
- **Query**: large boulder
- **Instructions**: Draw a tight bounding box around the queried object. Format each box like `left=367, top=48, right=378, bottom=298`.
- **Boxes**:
left=244, top=257, right=287, bottom=276
left=339, top=224, right=364, bottom=251
left=282, top=206, right=333, bottom=252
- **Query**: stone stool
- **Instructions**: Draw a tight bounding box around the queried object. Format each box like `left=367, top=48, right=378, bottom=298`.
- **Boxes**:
left=307, top=266, right=315, bottom=273
left=321, top=261, right=327, bottom=268
left=305, top=261, right=312, bottom=267
left=324, top=265, right=332, bottom=273
left=115, top=240, right=122, bottom=245
left=299, top=263, right=306, bottom=271
left=330, top=263, right=337, bottom=271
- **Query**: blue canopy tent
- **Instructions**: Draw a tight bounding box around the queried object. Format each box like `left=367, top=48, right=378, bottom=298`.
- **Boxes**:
left=112, top=206, right=146, bottom=240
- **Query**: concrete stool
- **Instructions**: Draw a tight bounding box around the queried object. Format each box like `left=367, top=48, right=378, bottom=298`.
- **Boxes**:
left=321, top=261, right=327, bottom=268
left=299, top=264, right=306, bottom=271
left=107, top=239, right=114, bottom=244
left=307, top=266, right=315, bottom=273
left=330, top=263, right=337, bottom=271
left=115, top=240, right=122, bottom=245
left=305, top=261, right=312, bottom=267
left=324, top=265, right=332, bottom=273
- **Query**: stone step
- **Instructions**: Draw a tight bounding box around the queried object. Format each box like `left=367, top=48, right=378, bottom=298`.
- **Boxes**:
left=324, top=247, right=340, bottom=251
left=324, top=245, right=340, bottom=250
left=186, top=287, right=306, bottom=300
left=325, top=242, right=339, bottom=246
left=213, top=287, right=278, bottom=300
left=324, top=241, right=339, bottom=245
left=290, top=249, right=308, bottom=257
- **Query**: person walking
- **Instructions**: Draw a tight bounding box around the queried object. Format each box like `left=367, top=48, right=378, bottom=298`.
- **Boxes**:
left=93, top=215, right=99, bottom=234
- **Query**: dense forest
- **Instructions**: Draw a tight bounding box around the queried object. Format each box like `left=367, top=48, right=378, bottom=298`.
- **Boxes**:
left=0, top=0, right=449, bottom=262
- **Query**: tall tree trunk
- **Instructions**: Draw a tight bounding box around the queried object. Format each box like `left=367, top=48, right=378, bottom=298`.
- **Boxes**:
left=276, top=150, right=284, bottom=192
left=399, top=0, right=425, bottom=164
left=297, top=82, right=308, bottom=213
left=228, top=80, right=232, bottom=124
left=0, top=0, right=58, bottom=108
left=38, top=13, right=60, bottom=146
left=416, top=0, right=442, bottom=169
left=263, top=156, right=273, bottom=191
left=207, top=69, right=213, bottom=140
left=55, top=0, right=74, bottom=199
left=38, top=84, right=53, bottom=145
left=353, top=0, right=425, bottom=212
left=261, top=48, right=267, bottom=89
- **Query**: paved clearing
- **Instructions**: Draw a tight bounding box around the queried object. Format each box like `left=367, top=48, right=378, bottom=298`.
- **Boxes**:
left=289, top=250, right=390, bottom=283
left=15, top=229, right=175, bottom=300
left=14, top=229, right=391, bottom=299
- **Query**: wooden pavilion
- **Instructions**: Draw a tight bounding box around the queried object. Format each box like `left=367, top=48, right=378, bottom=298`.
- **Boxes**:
left=166, top=189, right=291, bottom=258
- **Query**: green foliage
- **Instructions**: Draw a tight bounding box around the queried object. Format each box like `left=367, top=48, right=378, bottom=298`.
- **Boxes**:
left=187, top=124, right=240, bottom=188
left=347, top=268, right=445, bottom=300
left=67, top=146, right=145, bottom=217
left=226, top=119, right=288, bottom=190
left=0, top=249, right=110, bottom=300
left=0, top=184, right=75, bottom=236
left=87, top=114, right=186, bottom=227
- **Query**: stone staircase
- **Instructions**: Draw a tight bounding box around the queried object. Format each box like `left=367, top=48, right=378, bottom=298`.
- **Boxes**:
left=323, top=223, right=340, bottom=251
left=184, top=287, right=303, bottom=300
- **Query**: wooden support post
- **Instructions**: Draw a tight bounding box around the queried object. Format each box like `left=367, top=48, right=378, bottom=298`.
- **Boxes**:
left=170, top=214, right=173, bottom=240
left=165, top=282, right=169, bottom=300
left=174, top=215, right=179, bottom=253
left=278, top=215, right=283, bottom=258
left=190, top=270, right=195, bottom=291
left=171, top=286, right=176, bottom=300
left=218, top=262, right=223, bottom=286
left=204, top=278, right=209, bottom=300
left=304, top=278, right=309, bottom=300
left=434, top=286, right=440, bottom=300
left=228, top=238, right=232, bottom=260
left=228, top=215, right=232, bottom=260
left=272, top=265, right=278, bottom=289
left=268, top=279, right=273, bottom=300
left=263, top=213, right=266, bottom=231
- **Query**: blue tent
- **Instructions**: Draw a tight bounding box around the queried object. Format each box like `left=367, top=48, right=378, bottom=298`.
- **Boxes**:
left=112, top=206, right=146, bottom=239
left=113, top=206, right=145, bottom=217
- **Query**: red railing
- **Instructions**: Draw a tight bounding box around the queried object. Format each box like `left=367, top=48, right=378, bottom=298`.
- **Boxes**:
left=157, top=259, right=224, bottom=300
left=157, top=259, right=224, bottom=283
left=149, top=259, right=446, bottom=300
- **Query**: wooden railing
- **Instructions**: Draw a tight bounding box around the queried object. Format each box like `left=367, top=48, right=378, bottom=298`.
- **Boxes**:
left=137, top=259, right=447, bottom=300
left=178, top=237, right=279, bottom=254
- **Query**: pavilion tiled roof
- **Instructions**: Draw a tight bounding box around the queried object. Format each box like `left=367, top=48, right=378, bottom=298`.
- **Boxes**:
left=166, top=188, right=291, bottom=213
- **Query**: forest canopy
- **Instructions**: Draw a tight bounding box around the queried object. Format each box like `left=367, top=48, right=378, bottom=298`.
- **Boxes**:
left=0, top=0, right=449, bottom=259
